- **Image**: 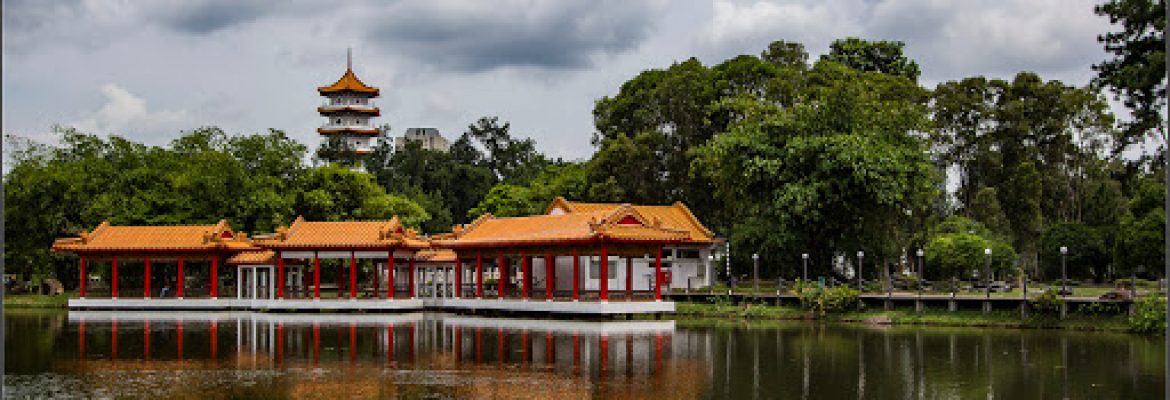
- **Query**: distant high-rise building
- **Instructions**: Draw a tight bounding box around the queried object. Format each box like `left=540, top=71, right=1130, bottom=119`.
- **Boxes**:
left=317, top=49, right=380, bottom=156
left=396, top=128, right=450, bottom=152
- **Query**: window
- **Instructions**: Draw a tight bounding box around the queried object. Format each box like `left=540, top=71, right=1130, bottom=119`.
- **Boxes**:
left=662, top=249, right=674, bottom=259
left=678, top=250, right=700, bottom=259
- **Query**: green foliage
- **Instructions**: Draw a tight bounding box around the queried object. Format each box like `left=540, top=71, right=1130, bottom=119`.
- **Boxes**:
left=467, top=184, right=542, bottom=219
left=820, top=37, right=921, bottom=81
left=792, top=284, right=862, bottom=317
left=1040, top=222, right=1109, bottom=281
left=1030, top=290, right=1065, bottom=315
left=1115, top=176, right=1166, bottom=275
left=923, top=217, right=1016, bottom=280
left=1093, top=0, right=1166, bottom=146
left=1128, top=296, right=1167, bottom=334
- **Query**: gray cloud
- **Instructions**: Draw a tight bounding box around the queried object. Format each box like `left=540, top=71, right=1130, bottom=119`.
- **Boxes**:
left=154, top=1, right=275, bottom=34
left=362, top=0, right=666, bottom=71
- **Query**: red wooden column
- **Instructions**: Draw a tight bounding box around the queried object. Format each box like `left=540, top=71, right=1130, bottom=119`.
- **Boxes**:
left=349, top=252, right=357, bottom=300
left=655, top=246, right=663, bottom=301
left=454, top=257, right=462, bottom=298
left=476, top=253, right=484, bottom=299
left=599, top=244, right=609, bottom=302
left=387, top=251, right=395, bottom=300
left=144, top=256, right=152, bottom=299
left=498, top=256, right=507, bottom=299
left=277, top=252, right=285, bottom=299
left=210, top=256, right=219, bottom=299
left=79, top=256, right=87, bottom=299
left=111, top=256, right=119, bottom=299
left=572, top=249, right=580, bottom=301
left=177, top=256, right=185, bottom=299
left=408, top=257, right=416, bottom=298
left=521, top=254, right=530, bottom=300
left=313, top=252, right=321, bottom=300
left=545, top=253, right=554, bottom=301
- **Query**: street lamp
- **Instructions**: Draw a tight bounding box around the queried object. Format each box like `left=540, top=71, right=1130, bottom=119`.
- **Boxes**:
left=1059, top=246, right=1068, bottom=297
left=801, top=253, right=809, bottom=282
left=984, top=248, right=992, bottom=299
left=856, top=251, right=865, bottom=291
left=752, top=253, right=759, bottom=293
left=916, top=249, right=925, bottom=297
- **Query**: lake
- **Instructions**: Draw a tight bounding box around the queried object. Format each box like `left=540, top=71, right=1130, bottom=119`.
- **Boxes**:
left=4, top=309, right=1164, bottom=399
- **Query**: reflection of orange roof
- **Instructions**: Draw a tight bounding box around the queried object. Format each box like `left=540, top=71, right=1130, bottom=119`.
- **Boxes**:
left=414, top=249, right=457, bottom=263
left=434, top=205, right=689, bottom=248
left=227, top=250, right=276, bottom=265
left=318, top=68, right=379, bottom=96
left=545, top=197, right=715, bottom=242
left=262, top=216, right=428, bottom=250
left=51, top=220, right=257, bottom=253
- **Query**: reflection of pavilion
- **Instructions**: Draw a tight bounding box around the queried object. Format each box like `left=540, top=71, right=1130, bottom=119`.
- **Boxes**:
left=55, top=198, right=720, bottom=315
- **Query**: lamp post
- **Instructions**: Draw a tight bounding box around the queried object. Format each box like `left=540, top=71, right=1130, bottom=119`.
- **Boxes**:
left=726, top=242, right=733, bottom=290
left=984, top=248, right=992, bottom=299
left=801, top=253, right=809, bottom=282
left=916, top=249, right=925, bottom=293
left=751, top=253, right=759, bottom=294
left=1059, top=246, right=1068, bottom=297
left=856, top=251, right=865, bottom=291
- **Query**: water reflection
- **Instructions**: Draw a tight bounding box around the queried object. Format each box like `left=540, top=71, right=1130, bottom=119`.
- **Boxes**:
left=4, top=310, right=1166, bottom=399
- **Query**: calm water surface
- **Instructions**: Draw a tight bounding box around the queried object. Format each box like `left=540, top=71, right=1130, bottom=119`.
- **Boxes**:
left=4, top=309, right=1164, bottom=399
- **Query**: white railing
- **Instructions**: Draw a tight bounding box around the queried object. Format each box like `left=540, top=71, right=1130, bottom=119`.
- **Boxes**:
left=320, top=101, right=376, bottom=109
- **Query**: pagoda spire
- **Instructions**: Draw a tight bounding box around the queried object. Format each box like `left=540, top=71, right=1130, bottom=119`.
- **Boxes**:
left=347, top=47, right=352, bottom=70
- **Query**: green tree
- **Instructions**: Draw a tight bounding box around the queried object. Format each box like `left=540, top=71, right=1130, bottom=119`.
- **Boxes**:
left=820, top=37, right=921, bottom=81
left=1040, top=222, right=1109, bottom=281
left=467, top=184, right=541, bottom=219
left=1094, top=0, right=1167, bottom=145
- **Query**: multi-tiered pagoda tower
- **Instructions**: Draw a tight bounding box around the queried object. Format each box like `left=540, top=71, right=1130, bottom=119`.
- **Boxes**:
left=317, top=50, right=381, bottom=156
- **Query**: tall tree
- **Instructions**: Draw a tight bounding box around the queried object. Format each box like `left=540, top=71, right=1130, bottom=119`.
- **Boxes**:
left=820, top=37, right=921, bottom=82
left=1094, top=0, right=1167, bottom=147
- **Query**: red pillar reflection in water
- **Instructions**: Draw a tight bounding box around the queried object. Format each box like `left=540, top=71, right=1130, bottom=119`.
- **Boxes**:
left=386, top=322, right=395, bottom=364
left=111, top=318, right=118, bottom=360
left=545, top=332, right=555, bottom=365
left=475, top=328, right=483, bottom=363
left=209, top=319, right=218, bottom=360
left=177, top=320, right=183, bottom=360
left=572, top=332, right=580, bottom=372
left=408, top=322, right=416, bottom=362
left=143, top=320, right=150, bottom=360
left=349, top=323, right=357, bottom=364
left=655, top=333, right=663, bottom=372
left=497, top=328, right=505, bottom=366
left=312, top=322, right=320, bottom=365
left=521, top=329, right=530, bottom=366
left=454, top=327, right=462, bottom=365
left=78, top=319, right=85, bottom=360
left=599, top=334, right=609, bottom=380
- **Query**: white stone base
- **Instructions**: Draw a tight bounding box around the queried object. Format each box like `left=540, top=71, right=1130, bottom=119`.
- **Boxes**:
left=67, top=298, right=673, bottom=315
left=428, top=298, right=674, bottom=314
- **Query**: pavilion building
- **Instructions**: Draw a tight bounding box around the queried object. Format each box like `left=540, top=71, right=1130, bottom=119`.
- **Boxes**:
left=317, top=50, right=381, bottom=156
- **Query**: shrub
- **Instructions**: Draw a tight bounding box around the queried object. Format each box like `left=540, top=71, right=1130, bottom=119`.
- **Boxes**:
left=1030, top=290, right=1064, bottom=315
left=793, top=284, right=861, bottom=317
left=1128, top=296, right=1167, bottom=335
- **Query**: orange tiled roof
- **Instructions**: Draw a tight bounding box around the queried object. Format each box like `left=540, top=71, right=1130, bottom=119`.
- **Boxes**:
left=227, top=250, right=276, bottom=265
left=318, top=68, right=379, bottom=96
left=544, top=197, right=716, bottom=242
left=414, top=249, right=457, bottom=263
left=261, top=216, right=428, bottom=250
left=434, top=205, right=690, bottom=248
left=51, top=220, right=258, bottom=253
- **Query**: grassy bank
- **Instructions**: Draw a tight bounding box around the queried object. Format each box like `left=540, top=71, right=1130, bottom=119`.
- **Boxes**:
left=674, top=301, right=1135, bottom=333
left=3, top=292, right=76, bottom=308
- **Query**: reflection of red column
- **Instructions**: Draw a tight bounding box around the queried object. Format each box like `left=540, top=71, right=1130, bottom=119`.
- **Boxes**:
left=521, top=329, right=530, bottom=366
left=572, top=250, right=579, bottom=301
left=386, top=322, right=395, bottom=363
left=408, top=322, right=416, bottom=362
left=111, top=318, right=118, bottom=360
left=599, top=334, right=609, bottom=379
left=476, top=254, right=484, bottom=298
left=144, top=256, right=152, bottom=298
left=387, top=252, right=395, bottom=300
left=312, top=322, right=320, bottom=365
left=210, top=319, right=218, bottom=360
left=210, top=256, right=218, bottom=299
left=521, top=255, right=530, bottom=300
left=654, top=333, right=663, bottom=372
left=545, top=254, right=554, bottom=301
left=572, top=332, right=580, bottom=371
left=497, top=328, right=505, bottom=366
left=144, top=320, right=151, bottom=360
left=79, top=256, right=87, bottom=298
left=349, top=253, right=357, bottom=300
left=313, top=253, right=321, bottom=300
left=545, top=332, right=554, bottom=365
left=349, top=323, right=356, bottom=364
left=599, top=244, right=609, bottom=302
left=276, top=322, right=284, bottom=365
left=454, top=327, right=462, bottom=364
left=112, top=256, right=119, bottom=299
left=177, top=256, right=185, bottom=299
left=475, top=328, right=483, bottom=363
left=78, top=318, right=85, bottom=359
left=455, top=257, right=462, bottom=298
left=277, top=253, right=285, bottom=299
left=655, top=246, right=663, bottom=301
left=177, top=320, right=183, bottom=360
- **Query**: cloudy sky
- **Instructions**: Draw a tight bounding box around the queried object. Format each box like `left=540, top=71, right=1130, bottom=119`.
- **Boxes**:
left=2, top=0, right=1116, bottom=161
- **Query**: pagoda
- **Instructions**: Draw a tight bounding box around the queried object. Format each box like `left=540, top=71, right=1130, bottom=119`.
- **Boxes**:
left=317, top=49, right=381, bottom=155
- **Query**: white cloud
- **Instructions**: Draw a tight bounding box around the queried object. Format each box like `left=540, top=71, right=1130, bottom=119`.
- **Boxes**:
left=68, top=84, right=191, bottom=138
